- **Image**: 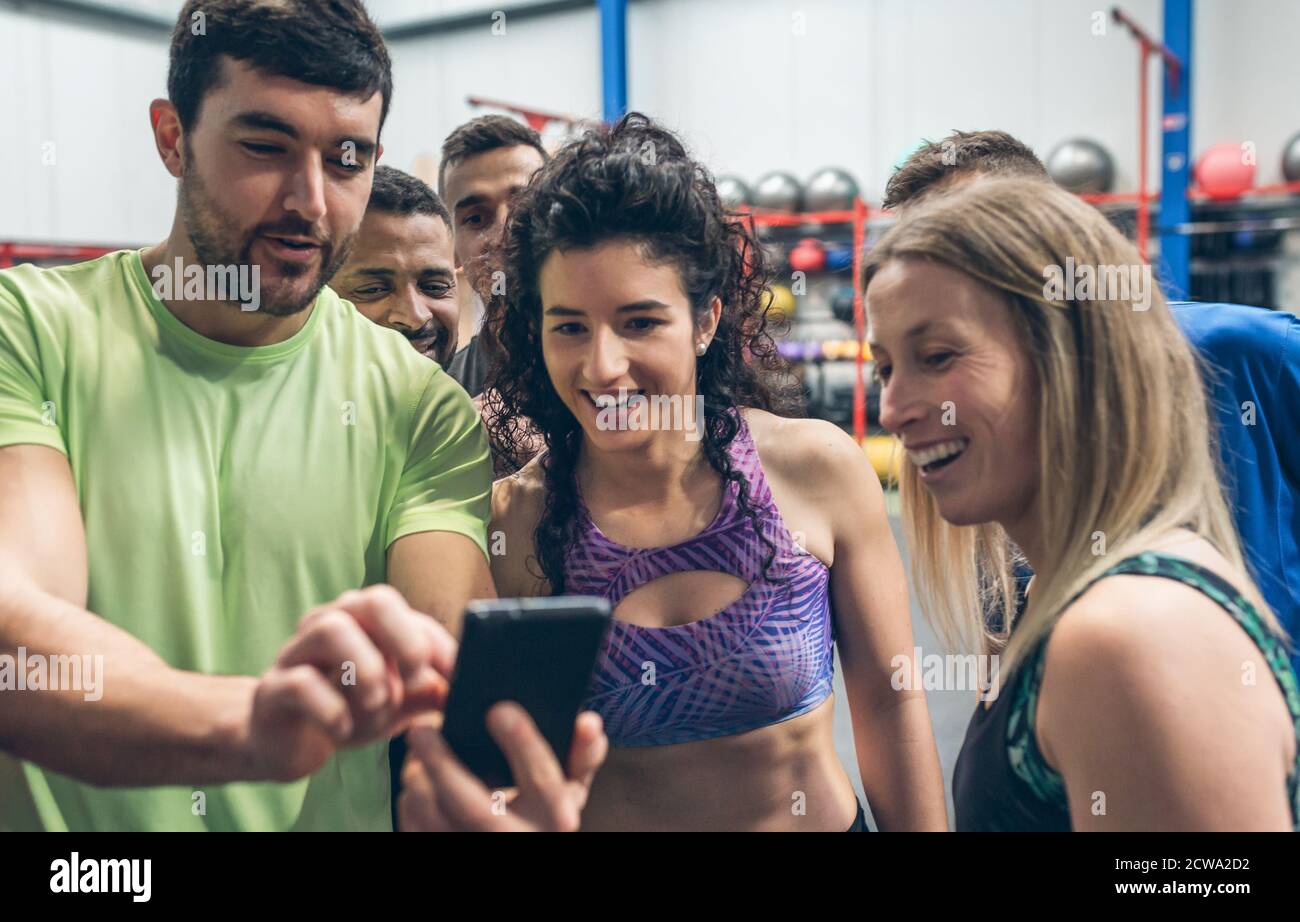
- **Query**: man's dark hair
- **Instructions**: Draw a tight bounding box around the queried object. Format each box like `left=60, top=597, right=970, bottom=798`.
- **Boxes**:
left=168, top=0, right=392, bottom=134
left=368, top=166, right=452, bottom=231
left=883, top=130, right=1049, bottom=211
left=438, top=115, right=548, bottom=195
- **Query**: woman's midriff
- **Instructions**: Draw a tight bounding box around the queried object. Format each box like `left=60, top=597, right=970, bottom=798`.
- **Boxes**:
left=580, top=695, right=859, bottom=831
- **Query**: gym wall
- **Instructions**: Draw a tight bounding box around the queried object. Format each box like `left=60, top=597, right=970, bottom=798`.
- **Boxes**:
left=0, top=5, right=173, bottom=245
left=3, top=0, right=1300, bottom=245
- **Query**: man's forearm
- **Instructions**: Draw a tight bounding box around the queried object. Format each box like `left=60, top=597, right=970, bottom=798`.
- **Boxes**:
left=0, top=578, right=259, bottom=787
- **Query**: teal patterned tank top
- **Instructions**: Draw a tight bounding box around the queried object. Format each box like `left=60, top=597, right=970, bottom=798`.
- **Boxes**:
left=953, top=552, right=1300, bottom=831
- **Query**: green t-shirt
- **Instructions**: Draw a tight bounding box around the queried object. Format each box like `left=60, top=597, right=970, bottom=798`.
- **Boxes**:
left=0, top=250, right=491, bottom=831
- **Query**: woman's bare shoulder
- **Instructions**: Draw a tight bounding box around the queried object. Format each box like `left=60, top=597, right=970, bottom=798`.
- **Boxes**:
left=1050, top=533, right=1266, bottom=668
left=1037, top=535, right=1294, bottom=777
left=740, top=408, right=861, bottom=477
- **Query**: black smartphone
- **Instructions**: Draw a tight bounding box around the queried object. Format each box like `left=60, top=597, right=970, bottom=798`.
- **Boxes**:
left=441, top=596, right=612, bottom=789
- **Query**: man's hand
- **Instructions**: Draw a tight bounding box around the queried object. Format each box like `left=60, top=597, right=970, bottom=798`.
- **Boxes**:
left=248, top=585, right=457, bottom=781
left=397, top=704, right=607, bottom=831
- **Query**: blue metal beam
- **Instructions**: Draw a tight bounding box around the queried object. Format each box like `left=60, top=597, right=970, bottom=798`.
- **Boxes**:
left=1159, top=0, right=1193, bottom=298
left=598, top=0, right=628, bottom=122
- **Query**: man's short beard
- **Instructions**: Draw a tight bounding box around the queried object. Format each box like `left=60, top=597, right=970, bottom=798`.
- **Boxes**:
left=178, top=165, right=354, bottom=317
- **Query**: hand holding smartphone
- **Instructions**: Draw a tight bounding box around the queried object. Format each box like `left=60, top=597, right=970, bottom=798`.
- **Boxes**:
left=440, top=596, right=611, bottom=788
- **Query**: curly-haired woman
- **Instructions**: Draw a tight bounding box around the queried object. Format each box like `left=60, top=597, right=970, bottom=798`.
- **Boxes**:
left=479, top=114, right=947, bottom=831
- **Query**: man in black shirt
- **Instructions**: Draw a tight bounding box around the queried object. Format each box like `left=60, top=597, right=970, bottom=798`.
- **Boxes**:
left=438, top=116, right=548, bottom=397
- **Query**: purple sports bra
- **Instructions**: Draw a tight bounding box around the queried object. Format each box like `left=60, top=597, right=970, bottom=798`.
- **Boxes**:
left=564, top=413, right=835, bottom=748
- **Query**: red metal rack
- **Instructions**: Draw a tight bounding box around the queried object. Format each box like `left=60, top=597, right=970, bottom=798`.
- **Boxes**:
left=741, top=198, right=872, bottom=444
left=0, top=242, right=124, bottom=269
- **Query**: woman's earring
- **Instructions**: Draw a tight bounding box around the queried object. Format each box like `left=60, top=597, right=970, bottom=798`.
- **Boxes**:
left=696, top=341, right=708, bottom=357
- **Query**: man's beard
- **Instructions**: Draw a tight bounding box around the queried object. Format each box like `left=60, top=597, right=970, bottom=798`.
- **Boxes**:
left=402, top=320, right=456, bottom=369
left=178, top=166, right=354, bottom=317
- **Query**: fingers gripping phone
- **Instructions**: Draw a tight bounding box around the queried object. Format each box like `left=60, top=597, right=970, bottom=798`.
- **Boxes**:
left=441, top=596, right=611, bottom=789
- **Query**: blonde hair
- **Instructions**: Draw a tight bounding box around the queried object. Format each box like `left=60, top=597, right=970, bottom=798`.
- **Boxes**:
left=863, top=177, right=1281, bottom=673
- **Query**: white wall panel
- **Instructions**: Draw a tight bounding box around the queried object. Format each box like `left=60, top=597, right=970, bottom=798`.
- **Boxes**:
left=4, top=0, right=1299, bottom=243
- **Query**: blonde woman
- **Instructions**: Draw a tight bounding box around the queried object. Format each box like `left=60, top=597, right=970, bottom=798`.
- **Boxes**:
left=863, top=177, right=1300, bottom=831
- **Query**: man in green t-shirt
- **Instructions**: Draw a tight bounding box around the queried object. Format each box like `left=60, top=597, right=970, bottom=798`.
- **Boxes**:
left=0, top=0, right=604, bottom=832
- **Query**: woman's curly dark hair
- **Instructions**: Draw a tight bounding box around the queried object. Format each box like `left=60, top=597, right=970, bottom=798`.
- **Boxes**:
left=483, top=112, right=803, bottom=594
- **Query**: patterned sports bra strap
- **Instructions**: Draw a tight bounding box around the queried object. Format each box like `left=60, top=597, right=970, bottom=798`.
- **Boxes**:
left=1095, top=553, right=1300, bottom=724
left=729, top=411, right=771, bottom=499
left=1008, top=550, right=1300, bottom=822
left=568, top=410, right=780, bottom=606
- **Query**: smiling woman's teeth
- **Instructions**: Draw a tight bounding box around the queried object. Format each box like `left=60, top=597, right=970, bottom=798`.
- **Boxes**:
left=908, top=438, right=968, bottom=471
left=587, top=390, right=644, bottom=409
